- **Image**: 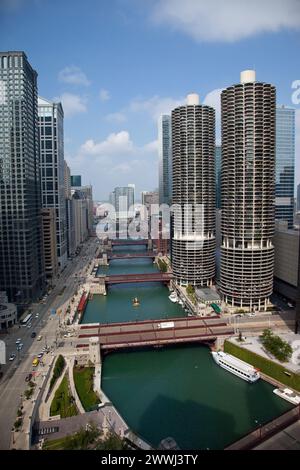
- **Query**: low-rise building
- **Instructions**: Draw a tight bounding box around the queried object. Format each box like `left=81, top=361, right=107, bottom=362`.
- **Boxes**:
left=0, top=291, right=17, bottom=330
left=195, top=288, right=221, bottom=306
left=273, top=220, right=299, bottom=302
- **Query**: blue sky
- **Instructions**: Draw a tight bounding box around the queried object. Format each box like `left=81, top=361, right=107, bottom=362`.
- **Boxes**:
left=0, top=0, right=300, bottom=200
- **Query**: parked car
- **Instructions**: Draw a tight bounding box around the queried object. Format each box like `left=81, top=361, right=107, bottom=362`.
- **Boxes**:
left=25, top=373, right=32, bottom=382
left=247, top=312, right=256, bottom=317
left=31, top=332, right=36, bottom=338
left=37, top=353, right=43, bottom=359
left=37, top=335, right=42, bottom=341
left=9, top=353, right=16, bottom=361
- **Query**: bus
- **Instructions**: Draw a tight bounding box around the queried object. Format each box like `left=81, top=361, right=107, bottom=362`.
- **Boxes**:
left=21, top=313, right=33, bottom=326
left=211, top=303, right=221, bottom=315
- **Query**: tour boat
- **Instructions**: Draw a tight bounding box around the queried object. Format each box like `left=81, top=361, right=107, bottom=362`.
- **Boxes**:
left=132, top=297, right=140, bottom=307
left=211, top=351, right=260, bottom=383
left=273, top=388, right=300, bottom=405
left=169, top=292, right=178, bottom=303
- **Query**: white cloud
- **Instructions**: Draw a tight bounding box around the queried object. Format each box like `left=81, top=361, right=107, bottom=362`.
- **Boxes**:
left=68, top=130, right=158, bottom=198
left=203, top=88, right=224, bottom=145
left=129, top=95, right=185, bottom=121
left=203, top=88, right=223, bottom=119
left=58, top=66, right=90, bottom=86
left=80, top=131, right=134, bottom=156
left=54, top=93, right=87, bottom=117
left=99, top=88, right=111, bottom=101
left=105, top=112, right=127, bottom=123
left=151, top=0, right=300, bottom=42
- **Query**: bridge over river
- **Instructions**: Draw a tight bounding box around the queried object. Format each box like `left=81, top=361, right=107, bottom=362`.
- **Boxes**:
left=104, top=272, right=173, bottom=285
left=111, top=239, right=149, bottom=246
left=76, top=316, right=234, bottom=350
left=107, top=251, right=156, bottom=260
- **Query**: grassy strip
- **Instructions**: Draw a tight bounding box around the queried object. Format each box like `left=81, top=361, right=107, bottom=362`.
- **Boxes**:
left=73, top=366, right=100, bottom=411
left=50, top=374, right=78, bottom=418
left=49, top=355, right=65, bottom=393
left=224, top=340, right=300, bottom=392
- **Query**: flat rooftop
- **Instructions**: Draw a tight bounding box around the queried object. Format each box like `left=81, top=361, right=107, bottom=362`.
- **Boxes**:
left=195, top=287, right=221, bottom=302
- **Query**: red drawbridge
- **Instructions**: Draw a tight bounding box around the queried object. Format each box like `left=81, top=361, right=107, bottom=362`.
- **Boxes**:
left=105, top=272, right=173, bottom=284
left=111, top=239, right=149, bottom=246
left=77, top=316, right=234, bottom=350
left=107, top=251, right=156, bottom=260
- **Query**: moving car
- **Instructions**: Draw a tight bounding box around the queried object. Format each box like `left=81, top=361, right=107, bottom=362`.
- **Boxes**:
left=9, top=353, right=16, bottom=361
left=35, top=313, right=39, bottom=318
left=27, top=323, right=32, bottom=329
left=15, top=338, right=21, bottom=345
left=37, top=335, right=42, bottom=341
left=32, top=358, right=39, bottom=367
left=31, top=332, right=36, bottom=338
left=25, top=373, right=32, bottom=382
left=17, top=343, right=23, bottom=350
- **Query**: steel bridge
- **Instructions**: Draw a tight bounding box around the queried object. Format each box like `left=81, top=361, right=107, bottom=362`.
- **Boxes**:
left=105, top=272, right=173, bottom=285
left=77, top=316, right=233, bottom=350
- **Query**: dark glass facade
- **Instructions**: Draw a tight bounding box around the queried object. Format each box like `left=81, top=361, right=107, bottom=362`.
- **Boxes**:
left=0, top=51, right=46, bottom=304
left=71, top=175, right=81, bottom=187
left=275, top=106, right=295, bottom=228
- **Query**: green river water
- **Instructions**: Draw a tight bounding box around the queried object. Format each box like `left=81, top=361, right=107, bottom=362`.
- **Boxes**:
left=82, top=244, right=293, bottom=449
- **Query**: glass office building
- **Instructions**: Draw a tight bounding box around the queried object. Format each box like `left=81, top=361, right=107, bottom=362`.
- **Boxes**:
left=158, top=115, right=172, bottom=205
left=71, top=175, right=81, bottom=187
left=38, top=97, right=67, bottom=269
left=0, top=51, right=46, bottom=304
left=275, top=106, right=295, bottom=228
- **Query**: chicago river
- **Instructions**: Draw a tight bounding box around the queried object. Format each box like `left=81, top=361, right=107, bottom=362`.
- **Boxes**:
left=80, top=244, right=292, bottom=449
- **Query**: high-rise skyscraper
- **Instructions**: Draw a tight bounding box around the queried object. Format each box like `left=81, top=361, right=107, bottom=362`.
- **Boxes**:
left=275, top=105, right=295, bottom=228
left=0, top=51, right=45, bottom=303
left=171, top=93, right=216, bottom=286
left=158, top=115, right=172, bottom=205
left=111, top=185, right=135, bottom=216
left=215, top=145, right=221, bottom=209
left=71, top=175, right=81, bottom=187
left=297, top=183, right=300, bottom=213
left=38, top=97, right=67, bottom=269
left=220, top=70, right=276, bottom=310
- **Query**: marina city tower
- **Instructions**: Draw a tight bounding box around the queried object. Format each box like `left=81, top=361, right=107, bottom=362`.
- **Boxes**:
left=171, top=94, right=216, bottom=286
left=220, top=70, right=276, bottom=310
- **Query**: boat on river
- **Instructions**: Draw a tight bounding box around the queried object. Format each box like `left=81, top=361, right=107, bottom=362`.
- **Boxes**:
left=132, top=297, right=140, bottom=307
left=169, top=292, right=178, bottom=303
left=273, top=388, right=300, bottom=405
left=212, top=351, right=260, bottom=383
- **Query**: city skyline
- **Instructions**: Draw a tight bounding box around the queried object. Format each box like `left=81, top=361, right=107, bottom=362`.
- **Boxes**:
left=0, top=1, right=300, bottom=455
left=0, top=0, right=299, bottom=199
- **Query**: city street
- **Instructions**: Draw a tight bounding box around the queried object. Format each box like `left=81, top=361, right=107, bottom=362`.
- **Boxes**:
left=0, top=237, right=98, bottom=449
